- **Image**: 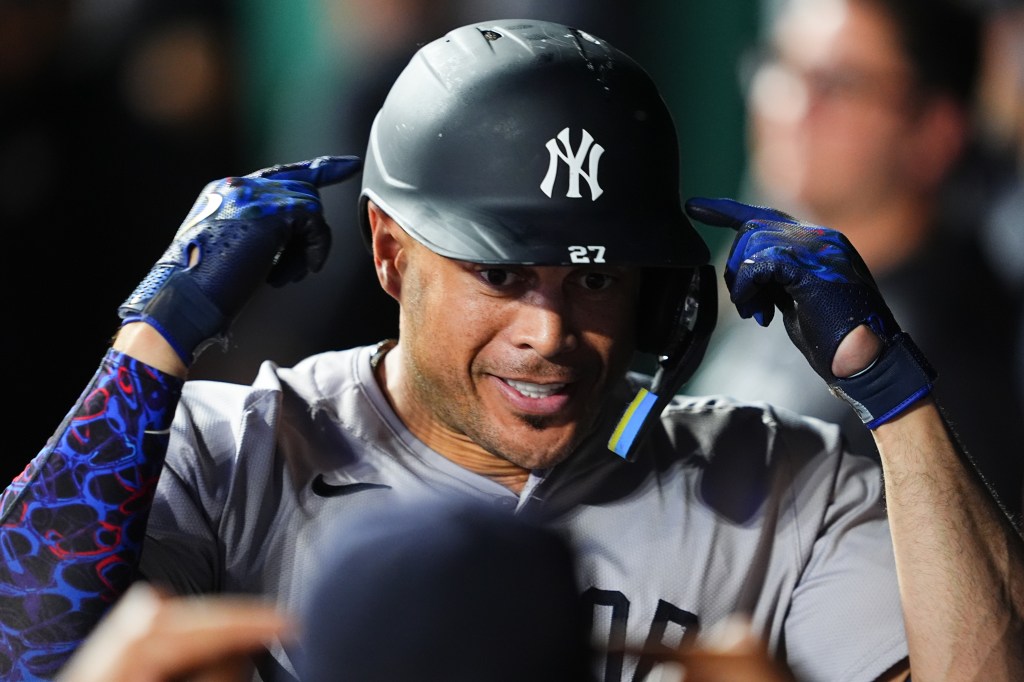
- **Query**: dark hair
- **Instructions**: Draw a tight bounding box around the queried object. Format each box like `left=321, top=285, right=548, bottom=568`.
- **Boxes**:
left=866, top=0, right=983, bottom=106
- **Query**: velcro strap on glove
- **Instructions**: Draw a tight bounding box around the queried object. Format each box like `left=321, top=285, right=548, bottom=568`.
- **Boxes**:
left=119, top=270, right=227, bottom=363
left=830, top=332, right=937, bottom=429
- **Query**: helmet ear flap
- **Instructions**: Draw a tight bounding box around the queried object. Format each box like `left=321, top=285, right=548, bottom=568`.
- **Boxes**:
left=610, top=265, right=717, bottom=460
left=636, top=266, right=717, bottom=361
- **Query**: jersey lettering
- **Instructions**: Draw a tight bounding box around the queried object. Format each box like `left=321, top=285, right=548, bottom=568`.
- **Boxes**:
left=581, top=588, right=701, bottom=682
left=631, top=600, right=699, bottom=681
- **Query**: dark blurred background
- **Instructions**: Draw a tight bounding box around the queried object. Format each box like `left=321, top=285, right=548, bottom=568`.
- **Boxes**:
left=3, top=0, right=1020, bottom=491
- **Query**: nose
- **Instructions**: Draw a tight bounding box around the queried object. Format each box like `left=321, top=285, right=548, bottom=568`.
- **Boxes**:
left=508, top=291, right=578, bottom=359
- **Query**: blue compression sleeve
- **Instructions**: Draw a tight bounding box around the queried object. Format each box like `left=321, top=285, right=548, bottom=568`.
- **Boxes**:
left=0, top=350, right=182, bottom=680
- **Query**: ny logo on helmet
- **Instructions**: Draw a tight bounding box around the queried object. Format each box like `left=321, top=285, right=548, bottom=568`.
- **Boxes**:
left=540, top=127, right=604, bottom=200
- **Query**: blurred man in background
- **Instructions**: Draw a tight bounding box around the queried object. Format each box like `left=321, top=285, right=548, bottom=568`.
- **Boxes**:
left=688, top=0, right=1024, bottom=520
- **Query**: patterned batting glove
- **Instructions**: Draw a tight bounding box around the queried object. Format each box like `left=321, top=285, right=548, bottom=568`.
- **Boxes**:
left=684, top=197, right=935, bottom=428
left=118, top=155, right=362, bottom=364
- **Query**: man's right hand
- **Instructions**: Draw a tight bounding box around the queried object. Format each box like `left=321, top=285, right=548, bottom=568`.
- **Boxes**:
left=118, top=155, right=362, bottom=365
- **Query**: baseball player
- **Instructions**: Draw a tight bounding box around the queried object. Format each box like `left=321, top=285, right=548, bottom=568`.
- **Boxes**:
left=1, top=18, right=1021, bottom=682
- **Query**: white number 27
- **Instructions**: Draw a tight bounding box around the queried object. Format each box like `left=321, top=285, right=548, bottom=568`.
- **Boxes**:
left=568, top=245, right=607, bottom=264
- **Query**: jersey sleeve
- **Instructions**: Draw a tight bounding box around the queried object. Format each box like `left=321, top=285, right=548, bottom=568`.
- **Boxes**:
left=783, top=447, right=909, bottom=682
left=138, top=377, right=267, bottom=595
left=0, top=349, right=183, bottom=681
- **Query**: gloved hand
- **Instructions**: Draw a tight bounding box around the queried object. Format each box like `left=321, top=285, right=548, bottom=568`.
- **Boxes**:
left=118, top=155, right=362, bottom=364
left=684, top=197, right=935, bottom=428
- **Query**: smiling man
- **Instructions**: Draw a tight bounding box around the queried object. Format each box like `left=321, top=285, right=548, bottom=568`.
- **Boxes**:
left=1, top=17, right=1022, bottom=682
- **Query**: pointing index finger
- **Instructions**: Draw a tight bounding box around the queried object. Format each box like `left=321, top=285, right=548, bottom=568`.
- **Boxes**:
left=685, top=197, right=798, bottom=231
left=246, top=155, right=363, bottom=187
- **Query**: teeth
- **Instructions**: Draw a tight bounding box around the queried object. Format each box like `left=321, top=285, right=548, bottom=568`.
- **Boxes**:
left=506, top=379, right=565, bottom=399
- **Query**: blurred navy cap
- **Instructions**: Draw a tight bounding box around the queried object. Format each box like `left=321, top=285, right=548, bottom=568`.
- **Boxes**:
left=295, top=497, right=594, bottom=682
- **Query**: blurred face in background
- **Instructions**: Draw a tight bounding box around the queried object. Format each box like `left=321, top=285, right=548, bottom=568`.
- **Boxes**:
left=745, top=0, right=926, bottom=222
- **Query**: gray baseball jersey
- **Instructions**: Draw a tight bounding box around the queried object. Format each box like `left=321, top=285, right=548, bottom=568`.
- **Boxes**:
left=140, top=343, right=907, bottom=682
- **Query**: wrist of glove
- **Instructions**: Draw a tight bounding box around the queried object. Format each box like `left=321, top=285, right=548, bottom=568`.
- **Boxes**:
left=685, top=197, right=936, bottom=428
left=121, top=268, right=228, bottom=362
left=831, top=330, right=936, bottom=428
left=118, top=155, right=362, bottom=364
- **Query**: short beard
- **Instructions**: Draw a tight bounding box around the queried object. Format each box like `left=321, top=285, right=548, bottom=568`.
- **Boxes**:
left=521, top=413, right=555, bottom=430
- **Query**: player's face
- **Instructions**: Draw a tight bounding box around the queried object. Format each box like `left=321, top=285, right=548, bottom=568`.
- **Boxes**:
left=385, top=225, right=641, bottom=472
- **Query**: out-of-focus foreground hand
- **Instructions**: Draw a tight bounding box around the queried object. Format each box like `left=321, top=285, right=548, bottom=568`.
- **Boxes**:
left=54, top=582, right=291, bottom=682
left=684, top=197, right=935, bottom=429
left=640, top=616, right=797, bottom=682
left=117, top=155, right=362, bottom=366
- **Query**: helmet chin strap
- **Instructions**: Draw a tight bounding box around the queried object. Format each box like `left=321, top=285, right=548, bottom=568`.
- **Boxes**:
left=608, top=265, right=717, bottom=461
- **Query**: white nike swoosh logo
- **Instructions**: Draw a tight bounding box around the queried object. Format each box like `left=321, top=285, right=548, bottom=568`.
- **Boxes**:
left=182, top=191, right=223, bottom=230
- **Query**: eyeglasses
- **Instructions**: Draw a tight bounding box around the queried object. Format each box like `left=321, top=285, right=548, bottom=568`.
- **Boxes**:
left=739, top=45, right=923, bottom=116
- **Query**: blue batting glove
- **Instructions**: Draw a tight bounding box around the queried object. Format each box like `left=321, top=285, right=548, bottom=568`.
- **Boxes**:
left=684, top=197, right=935, bottom=428
left=118, top=155, right=362, bottom=364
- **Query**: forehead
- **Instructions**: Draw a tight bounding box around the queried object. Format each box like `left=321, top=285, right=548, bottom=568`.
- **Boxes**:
left=775, top=0, right=907, bottom=71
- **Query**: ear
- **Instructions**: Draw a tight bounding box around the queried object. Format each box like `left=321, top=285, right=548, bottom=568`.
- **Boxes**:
left=367, top=201, right=404, bottom=301
left=905, top=96, right=969, bottom=190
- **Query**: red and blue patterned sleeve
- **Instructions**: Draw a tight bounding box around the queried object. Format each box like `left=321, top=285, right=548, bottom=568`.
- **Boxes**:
left=0, top=349, right=183, bottom=681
